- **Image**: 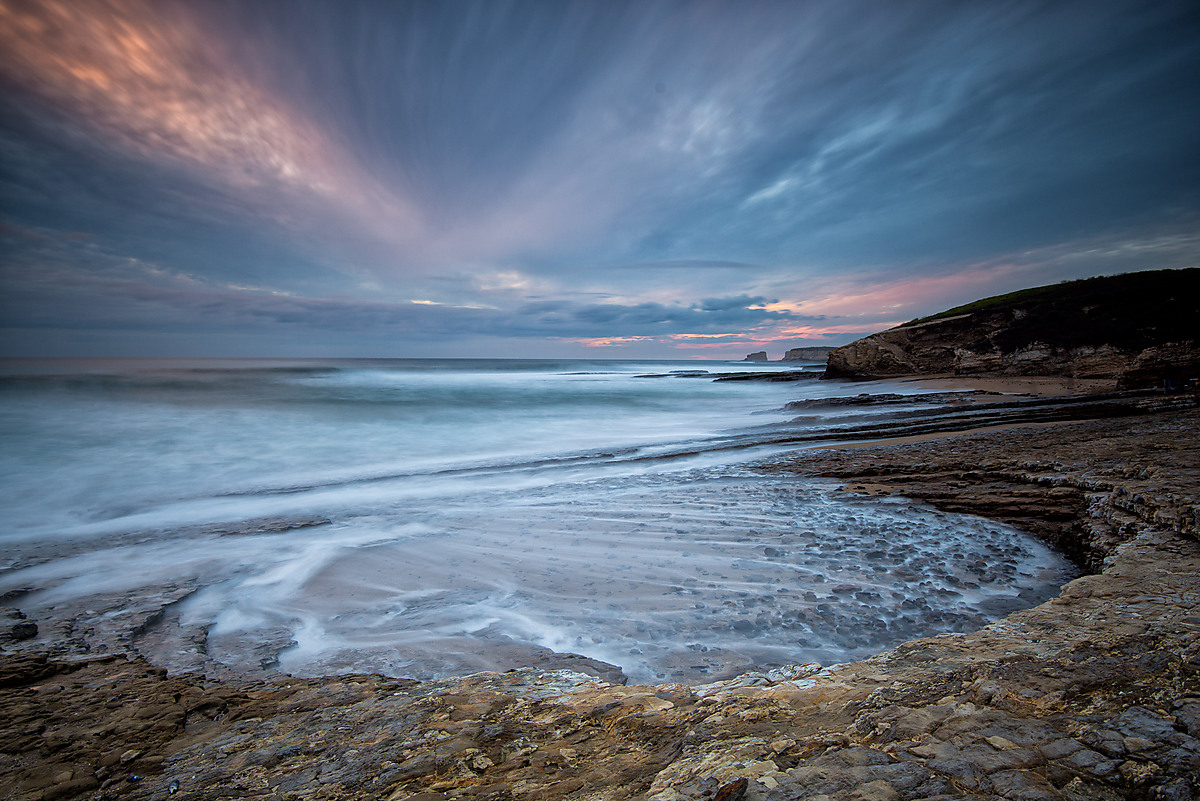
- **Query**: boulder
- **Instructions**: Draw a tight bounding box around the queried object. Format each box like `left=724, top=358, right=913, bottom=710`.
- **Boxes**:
left=0, top=608, right=37, bottom=642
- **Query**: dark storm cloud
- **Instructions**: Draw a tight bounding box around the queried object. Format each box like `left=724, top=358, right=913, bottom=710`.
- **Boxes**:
left=1, top=0, right=1198, bottom=356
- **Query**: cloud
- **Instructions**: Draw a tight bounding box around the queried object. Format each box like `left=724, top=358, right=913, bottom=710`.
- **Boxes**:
left=0, top=228, right=815, bottom=346
left=0, top=0, right=425, bottom=265
left=699, top=295, right=772, bottom=312
left=2, top=0, right=1199, bottom=357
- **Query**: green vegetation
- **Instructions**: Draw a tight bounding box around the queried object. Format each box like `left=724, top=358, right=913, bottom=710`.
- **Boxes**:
left=896, top=268, right=1199, bottom=353
left=902, top=278, right=1095, bottom=327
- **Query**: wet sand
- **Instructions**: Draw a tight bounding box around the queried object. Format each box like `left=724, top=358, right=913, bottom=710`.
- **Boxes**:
left=903, top=373, right=1119, bottom=397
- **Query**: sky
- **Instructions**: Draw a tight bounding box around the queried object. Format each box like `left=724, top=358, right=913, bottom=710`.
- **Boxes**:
left=1, top=0, right=1198, bottom=359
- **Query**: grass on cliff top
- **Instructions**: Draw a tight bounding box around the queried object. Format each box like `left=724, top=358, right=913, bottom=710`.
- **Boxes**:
left=901, top=268, right=1199, bottom=328
left=903, top=284, right=1069, bottom=326
left=895, top=267, right=1199, bottom=353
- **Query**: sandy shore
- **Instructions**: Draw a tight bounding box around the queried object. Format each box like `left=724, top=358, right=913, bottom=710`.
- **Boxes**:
left=2, top=394, right=1198, bottom=800
left=903, top=374, right=1119, bottom=397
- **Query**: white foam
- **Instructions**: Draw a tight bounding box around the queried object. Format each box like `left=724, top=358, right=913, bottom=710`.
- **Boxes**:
left=0, top=361, right=1077, bottom=684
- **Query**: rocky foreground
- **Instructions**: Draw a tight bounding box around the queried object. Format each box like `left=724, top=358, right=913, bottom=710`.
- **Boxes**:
left=3, top=405, right=1199, bottom=800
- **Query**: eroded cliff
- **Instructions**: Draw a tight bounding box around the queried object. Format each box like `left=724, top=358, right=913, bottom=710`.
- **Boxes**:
left=825, top=269, right=1200, bottom=386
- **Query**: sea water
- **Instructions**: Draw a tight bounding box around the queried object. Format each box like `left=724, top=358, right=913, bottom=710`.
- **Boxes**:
left=0, top=358, right=1076, bottom=683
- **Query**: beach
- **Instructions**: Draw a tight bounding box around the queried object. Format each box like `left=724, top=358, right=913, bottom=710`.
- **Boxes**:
left=2, top=373, right=1198, bottom=799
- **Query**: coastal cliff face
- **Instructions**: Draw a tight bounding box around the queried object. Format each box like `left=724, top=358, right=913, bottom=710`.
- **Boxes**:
left=781, top=347, right=833, bottom=362
left=825, top=269, right=1200, bottom=386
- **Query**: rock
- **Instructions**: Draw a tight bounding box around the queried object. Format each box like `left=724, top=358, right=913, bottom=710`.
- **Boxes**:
left=712, top=777, right=748, bottom=800
left=781, top=347, right=834, bottom=362
left=0, top=607, right=37, bottom=641
left=847, top=779, right=899, bottom=801
left=743, top=351, right=768, bottom=362
left=1120, top=341, right=1200, bottom=389
left=824, top=268, right=1200, bottom=384
left=784, top=393, right=910, bottom=410
left=1154, top=777, right=1198, bottom=801
left=0, top=651, right=56, bottom=686
left=714, top=371, right=820, bottom=382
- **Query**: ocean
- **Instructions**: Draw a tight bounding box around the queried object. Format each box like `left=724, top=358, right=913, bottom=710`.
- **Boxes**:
left=0, top=358, right=1076, bottom=684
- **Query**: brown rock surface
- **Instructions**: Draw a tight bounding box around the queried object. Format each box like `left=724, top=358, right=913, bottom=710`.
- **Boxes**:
left=781, top=347, right=834, bottom=362
left=823, top=268, right=1200, bottom=386
left=3, top=408, right=1199, bottom=800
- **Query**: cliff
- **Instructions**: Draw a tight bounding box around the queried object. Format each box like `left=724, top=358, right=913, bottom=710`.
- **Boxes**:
left=781, top=346, right=834, bottom=362
left=825, top=268, right=1200, bottom=387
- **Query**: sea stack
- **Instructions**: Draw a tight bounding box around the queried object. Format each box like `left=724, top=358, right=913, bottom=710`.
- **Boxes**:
left=743, top=351, right=768, bottom=362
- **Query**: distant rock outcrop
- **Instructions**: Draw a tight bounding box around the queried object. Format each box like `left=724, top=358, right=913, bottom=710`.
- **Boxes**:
left=743, top=351, right=768, bottom=362
left=825, top=269, right=1200, bottom=388
left=781, top=347, right=834, bottom=362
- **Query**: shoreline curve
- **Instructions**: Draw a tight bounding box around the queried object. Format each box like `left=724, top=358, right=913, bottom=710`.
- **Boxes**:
left=2, top=401, right=1198, bottom=800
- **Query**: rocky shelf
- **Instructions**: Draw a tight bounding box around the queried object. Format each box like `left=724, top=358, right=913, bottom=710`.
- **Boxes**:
left=3, top=406, right=1199, bottom=800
